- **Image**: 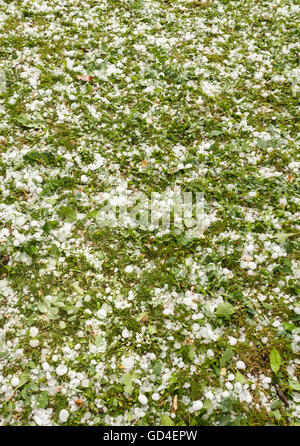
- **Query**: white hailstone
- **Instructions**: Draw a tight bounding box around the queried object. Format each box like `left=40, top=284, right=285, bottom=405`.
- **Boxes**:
left=192, top=400, right=203, bottom=411
left=122, top=328, right=130, bottom=339
left=97, top=309, right=107, bottom=319
left=226, top=184, right=235, bottom=191
left=81, top=175, right=88, bottom=183
left=56, top=364, right=68, bottom=376
left=124, top=265, right=134, bottom=273
left=206, top=349, right=214, bottom=357
left=248, top=261, right=257, bottom=270
left=234, top=382, right=242, bottom=392
left=236, top=360, right=246, bottom=370
left=59, top=321, right=66, bottom=329
left=294, top=306, right=300, bottom=315
left=228, top=373, right=235, bottom=381
left=138, top=394, right=148, bottom=405
left=59, top=409, right=69, bottom=423
left=29, top=339, right=39, bottom=348
left=42, top=362, right=50, bottom=371
left=228, top=337, right=237, bottom=346
left=152, top=393, right=160, bottom=401
left=29, top=327, right=39, bottom=337
left=272, top=320, right=280, bottom=328
left=122, top=356, right=135, bottom=372
left=11, top=377, right=20, bottom=387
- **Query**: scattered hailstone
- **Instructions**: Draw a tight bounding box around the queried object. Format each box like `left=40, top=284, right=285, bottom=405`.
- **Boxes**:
left=11, top=377, right=20, bottom=387
left=97, top=309, right=107, bottom=319
left=191, top=400, right=203, bottom=412
left=81, top=175, right=89, bottom=183
left=122, top=355, right=135, bottom=372
left=59, top=409, right=69, bottom=423
left=29, top=327, right=39, bottom=337
left=122, top=328, right=130, bottom=339
left=56, top=364, right=68, bottom=376
left=138, top=394, right=148, bottom=405
left=124, top=265, right=134, bottom=273
left=236, top=360, right=246, bottom=370
left=206, top=349, right=214, bottom=357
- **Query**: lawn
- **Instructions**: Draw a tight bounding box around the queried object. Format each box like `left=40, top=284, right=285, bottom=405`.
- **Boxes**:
left=0, top=0, right=299, bottom=426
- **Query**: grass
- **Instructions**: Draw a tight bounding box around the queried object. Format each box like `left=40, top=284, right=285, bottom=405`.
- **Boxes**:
left=0, top=0, right=299, bottom=427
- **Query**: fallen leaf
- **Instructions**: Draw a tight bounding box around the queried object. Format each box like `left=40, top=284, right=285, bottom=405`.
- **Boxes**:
left=75, top=399, right=84, bottom=407
left=171, top=395, right=178, bottom=414
left=76, top=75, right=94, bottom=83
left=275, top=385, right=289, bottom=407
left=1, top=255, right=9, bottom=265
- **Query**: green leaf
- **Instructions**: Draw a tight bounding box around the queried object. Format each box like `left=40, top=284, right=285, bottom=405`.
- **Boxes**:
left=71, top=282, right=83, bottom=295
left=215, top=303, right=236, bottom=320
left=95, top=334, right=103, bottom=347
left=283, top=322, right=296, bottom=332
left=37, top=391, right=49, bottom=408
left=16, top=113, right=40, bottom=128
left=275, top=232, right=299, bottom=244
left=147, top=325, right=157, bottom=335
left=37, top=302, right=48, bottom=313
left=289, top=380, right=300, bottom=391
left=209, top=129, right=223, bottom=137
left=235, top=371, right=247, bottom=383
left=88, top=209, right=99, bottom=219
left=15, top=373, right=29, bottom=389
left=202, top=399, right=212, bottom=411
left=58, top=206, right=77, bottom=222
left=220, top=348, right=234, bottom=368
left=161, top=414, right=174, bottom=426
left=272, top=410, right=282, bottom=421
left=123, top=373, right=134, bottom=394
left=270, top=348, right=281, bottom=374
left=153, top=360, right=164, bottom=376
left=188, top=345, right=196, bottom=362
